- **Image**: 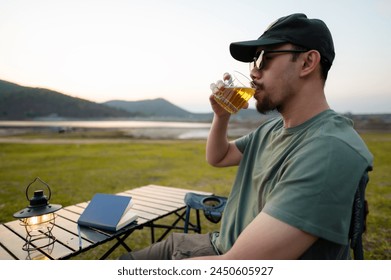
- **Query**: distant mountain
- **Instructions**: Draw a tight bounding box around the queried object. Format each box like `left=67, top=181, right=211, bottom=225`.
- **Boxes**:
left=0, top=79, right=389, bottom=131
left=104, top=98, right=198, bottom=119
left=0, top=80, right=131, bottom=120
left=0, top=79, right=267, bottom=122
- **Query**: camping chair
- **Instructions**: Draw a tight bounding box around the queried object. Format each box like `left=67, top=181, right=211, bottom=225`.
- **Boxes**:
left=183, top=168, right=371, bottom=259
left=183, top=193, right=227, bottom=234
left=349, top=167, right=372, bottom=260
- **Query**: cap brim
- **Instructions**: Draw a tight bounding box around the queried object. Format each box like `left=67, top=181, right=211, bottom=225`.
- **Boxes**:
left=230, top=38, right=286, bottom=62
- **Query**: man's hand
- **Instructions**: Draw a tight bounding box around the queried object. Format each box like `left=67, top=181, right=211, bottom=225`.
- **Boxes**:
left=209, top=79, right=231, bottom=118
left=209, top=72, right=249, bottom=116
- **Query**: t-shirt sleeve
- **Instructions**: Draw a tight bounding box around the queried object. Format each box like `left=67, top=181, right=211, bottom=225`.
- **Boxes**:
left=235, top=131, right=253, bottom=153
left=262, top=136, right=370, bottom=245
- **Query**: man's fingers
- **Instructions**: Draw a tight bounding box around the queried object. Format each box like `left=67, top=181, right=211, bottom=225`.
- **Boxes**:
left=210, top=80, right=226, bottom=94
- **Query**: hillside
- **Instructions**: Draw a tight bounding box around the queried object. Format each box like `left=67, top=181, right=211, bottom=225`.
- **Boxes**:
left=0, top=80, right=131, bottom=120
left=1, top=80, right=389, bottom=131
left=0, top=79, right=268, bottom=123
left=104, top=98, right=199, bottom=119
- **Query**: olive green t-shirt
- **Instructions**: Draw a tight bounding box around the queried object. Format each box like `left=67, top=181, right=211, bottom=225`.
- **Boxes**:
left=212, top=110, right=373, bottom=259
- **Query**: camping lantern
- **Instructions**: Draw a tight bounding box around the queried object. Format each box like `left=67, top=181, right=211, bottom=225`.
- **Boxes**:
left=13, top=178, right=62, bottom=251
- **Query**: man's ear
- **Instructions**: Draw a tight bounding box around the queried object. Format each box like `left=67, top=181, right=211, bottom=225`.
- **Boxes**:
left=300, top=50, right=321, bottom=77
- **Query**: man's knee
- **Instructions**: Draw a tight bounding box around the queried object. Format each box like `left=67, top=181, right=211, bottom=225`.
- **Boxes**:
left=118, top=233, right=216, bottom=260
left=119, top=233, right=175, bottom=260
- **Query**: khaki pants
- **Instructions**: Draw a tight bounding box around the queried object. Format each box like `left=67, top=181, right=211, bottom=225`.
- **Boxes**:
left=119, top=233, right=218, bottom=260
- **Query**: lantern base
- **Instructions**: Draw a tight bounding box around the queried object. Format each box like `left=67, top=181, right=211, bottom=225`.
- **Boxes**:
left=23, top=232, right=56, bottom=252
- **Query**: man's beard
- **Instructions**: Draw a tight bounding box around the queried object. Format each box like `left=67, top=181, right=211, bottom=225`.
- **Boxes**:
left=255, top=95, right=278, bottom=114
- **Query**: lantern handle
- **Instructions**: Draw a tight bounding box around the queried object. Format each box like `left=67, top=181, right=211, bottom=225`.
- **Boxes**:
left=25, top=177, right=51, bottom=201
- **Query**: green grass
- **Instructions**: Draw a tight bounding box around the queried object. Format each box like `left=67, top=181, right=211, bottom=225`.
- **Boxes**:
left=0, top=133, right=389, bottom=259
left=360, top=133, right=391, bottom=259
left=0, top=139, right=237, bottom=259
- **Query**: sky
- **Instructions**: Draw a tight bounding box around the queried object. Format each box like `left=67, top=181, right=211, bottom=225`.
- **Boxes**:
left=0, top=0, right=390, bottom=114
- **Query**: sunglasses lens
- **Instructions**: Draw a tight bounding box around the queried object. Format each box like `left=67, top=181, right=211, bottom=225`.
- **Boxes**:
left=250, top=50, right=264, bottom=71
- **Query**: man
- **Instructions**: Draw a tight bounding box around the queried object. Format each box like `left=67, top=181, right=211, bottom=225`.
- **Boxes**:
left=120, top=13, right=373, bottom=260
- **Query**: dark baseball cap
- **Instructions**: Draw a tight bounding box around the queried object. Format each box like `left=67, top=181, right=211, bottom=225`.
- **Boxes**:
left=230, top=13, right=335, bottom=68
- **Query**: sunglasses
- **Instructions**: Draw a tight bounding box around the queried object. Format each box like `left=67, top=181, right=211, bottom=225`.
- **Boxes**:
left=250, top=49, right=308, bottom=71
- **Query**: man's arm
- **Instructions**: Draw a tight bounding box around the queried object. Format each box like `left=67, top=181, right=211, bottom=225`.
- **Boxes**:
left=191, top=212, right=318, bottom=260
left=206, top=94, right=243, bottom=167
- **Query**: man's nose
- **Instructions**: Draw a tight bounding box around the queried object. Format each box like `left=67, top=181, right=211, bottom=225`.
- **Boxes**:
left=250, top=68, right=262, bottom=82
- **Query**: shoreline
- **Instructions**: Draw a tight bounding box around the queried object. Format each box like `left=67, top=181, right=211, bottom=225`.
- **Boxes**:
left=0, top=123, right=258, bottom=143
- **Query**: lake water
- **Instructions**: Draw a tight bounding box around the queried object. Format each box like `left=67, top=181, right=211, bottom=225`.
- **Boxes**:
left=0, top=120, right=254, bottom=140
left=0, top=120, right=211, bottom=129
left=0, top=120, right=213, bottom=139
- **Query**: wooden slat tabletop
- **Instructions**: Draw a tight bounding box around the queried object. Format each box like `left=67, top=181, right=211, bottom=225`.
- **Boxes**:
left=0, top=185, right=212, bottom=260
